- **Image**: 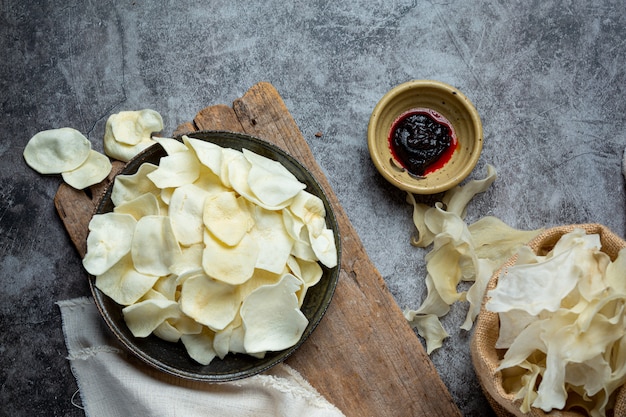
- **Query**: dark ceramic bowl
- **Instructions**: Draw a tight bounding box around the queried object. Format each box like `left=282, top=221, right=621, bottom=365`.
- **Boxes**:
left=89, top=130, right=341, bottom=382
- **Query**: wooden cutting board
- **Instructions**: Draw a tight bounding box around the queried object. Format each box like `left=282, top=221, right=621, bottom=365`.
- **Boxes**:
left=54, top=82, right=461, bottom=417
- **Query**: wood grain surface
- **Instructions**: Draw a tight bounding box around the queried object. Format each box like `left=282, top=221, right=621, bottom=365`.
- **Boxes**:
left=55, top=82, right=461, bottom=417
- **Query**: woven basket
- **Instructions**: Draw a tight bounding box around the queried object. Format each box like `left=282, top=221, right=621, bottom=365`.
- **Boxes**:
left=471, top=224, right=626, bottom=417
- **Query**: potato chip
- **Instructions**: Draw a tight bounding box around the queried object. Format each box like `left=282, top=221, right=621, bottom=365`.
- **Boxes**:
left=244, top=149, right=306, bottom=208
left=95, top=254, right=160, bottom=306
left=169, top=184, right=210, bottom=246
left=183, top=136, right=223, bottom=176
left=103, top=110, right=162, bottom=162
left=152, top=136, right=188, bottom=154
left=83, top=212, right=137, bottom=276
left=180, top=272, right=238, bottom=331
left=122, top=298, right=180, bottom=338
left=213, top=314, right=242, bottom=359
left=241, top=274, right=308, bottom=354
left=131, top=215, right=182, bottom=276
left=113, top=192, right=161, bottom=220
left=24, top=127, right=91, bottom=174
left=110, top=162, right=159, bottom=207
left=487, top=230, right=626, bottom=416
left=309, top=228, right=338, bottom=269
left=288, top=190, right=326, bottom=237
left=248, top=205, right=294, bottom=274
left=109, top=110, right=163, bottom=146
left=203, top=191, right=254, bottom=247
left=169, top=244, right=203, bottom=278
left=147, top=150, right=200, bottom=189
left=61, top=149, right=112, bottom=190
left=180, top=328, right=217, bottom=365
left=403, top=164, right=542, bottom=352
left=202, top=230, right=258, bottom=285
left=84, top=135, right=338, bottom=366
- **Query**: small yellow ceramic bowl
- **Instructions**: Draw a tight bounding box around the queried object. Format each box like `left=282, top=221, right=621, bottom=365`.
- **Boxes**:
left=368, top=80, right=483, bottom=194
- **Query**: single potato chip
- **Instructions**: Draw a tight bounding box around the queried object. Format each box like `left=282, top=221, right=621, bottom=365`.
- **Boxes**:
left=153, top=136, right=188, bottom=154
left=169, top=184, right=210, bottom=246
left=113, top=192, right=161, bottom=220
left=122, top=298, right=180, bottom=338
left=95, top=254, right=160, bottom=306
left=83, top=212, right=137, bottom=276
left=248, top=205, right=294, bottom=274
left=180, top=272, right=239, bottom=331
left=103, top=110, right=161, bottom=162
left=309, top=228, right=338, bottom=269
left=131, top=215, right=182, bottom=277
left=61, top=149, right=112, bottom=190
left=184, top=136, right=223, bottom=176
left=245, top=149, right=306, bottom=208
left=202, top=230, right=259, bottom=285
left=203, top=191, right=254, bottom=247
left=110, top=162, right=159, bottom=207
left=147, top=150, right=200, bottom=189
left=288, top=190, right=326, bottom=237
left=241, top=274, right=308, bottom=354
left=24, top=127, right=91, bottom=174
left=180, top=328, right=217, bottom=365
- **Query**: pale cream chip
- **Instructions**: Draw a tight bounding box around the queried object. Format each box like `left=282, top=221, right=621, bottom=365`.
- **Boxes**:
left=61, top=149, right=112, bottom=190
left=242, top=148, right=299, bottom=182
left=103, top=109, right=162, bottom=162
left=24, top=127, right=91, bottom=174
left=110, top=162, right=159, bottom=207
left=281, top=208, right=305, bottom=241
left=169, top=244, right=204, bottom=278
left=109, top=109, right=163, bottom=145
left=153, top=320, right=183, bottom=343
left=245, top=151, right=306, bottom=208
left=152, top=274, right=179, bottom=301
left=113, top=192, right=161, bottom=220
left=95, top=254, right=160, bottom=306
left=290, top=227, right=317, bottom=262
left=153, top=314, right=203, bottom=343
left=131, top=215, right=182, bottom=277
left=193, top=165, right=227, bottom=195
left=83, top=212, right=137, bottom=276
left=228, top=155, right=286, bottom=210
left=183, top=136, right=223, bottom=176
left=180, top=328, right=217, bottom=365
left=104, top=135, right=155, bottom=163
left=213, top=314, right=242, bottom=359
left=202, top=230, right=258, bottom=285
left=160, top=187, right=175, bottom=206
left=203, top=191, right=254, bottom=247
left=309, top=228, right=338, bottom=268
left=237, top=268, right=283, bottom=302
left=147, top=150, right=200, bottom=189
left=220, top=148, right=247, bottom=189
left=248, top=205, right=294, bottom=274
left=180, top=272, right=239, bottom=331
left=152, top=136, right=188, bottom=154
left=169, top=184, right=210, bottom=246
left=241, top=274, right=308, bottom=354
left=122, top=298, right=180, bottom=338
left=288, top=190, right=326, bottom=237
left=287, top=256, right=323, bottom=288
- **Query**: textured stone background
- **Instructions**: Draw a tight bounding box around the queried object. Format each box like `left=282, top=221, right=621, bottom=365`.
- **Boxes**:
left=1, top=1, right=625, bottom=416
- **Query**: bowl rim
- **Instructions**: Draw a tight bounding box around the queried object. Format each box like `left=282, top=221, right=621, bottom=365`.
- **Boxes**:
left=367, top=79, right=483, bottom=194
left=88, top=130, right=342, bottom=382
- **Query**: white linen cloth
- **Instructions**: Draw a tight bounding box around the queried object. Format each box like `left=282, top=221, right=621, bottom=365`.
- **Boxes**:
left=57, top=297, right=345, bottom=417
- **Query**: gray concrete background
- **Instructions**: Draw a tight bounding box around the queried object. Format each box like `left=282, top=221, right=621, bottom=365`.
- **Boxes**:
left=2, top=1, right=625, bottom=416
